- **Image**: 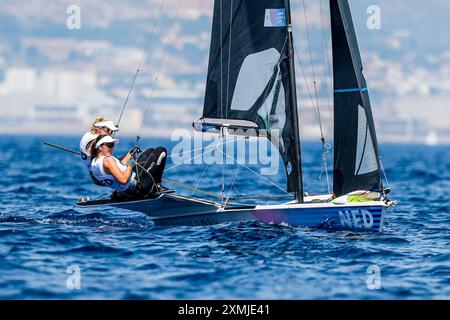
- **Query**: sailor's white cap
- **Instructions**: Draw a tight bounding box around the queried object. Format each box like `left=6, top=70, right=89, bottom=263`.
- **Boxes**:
left=94, top=120, right=119, bottom=131
left=95, top=135, right=119, bottom=149
left=80, top=132, right=98, bottom=153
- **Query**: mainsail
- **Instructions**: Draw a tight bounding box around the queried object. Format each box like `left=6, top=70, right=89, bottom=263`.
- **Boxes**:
left=330, top=0, right=382, bottom=196
left=200, top=0, right=302, bottom=195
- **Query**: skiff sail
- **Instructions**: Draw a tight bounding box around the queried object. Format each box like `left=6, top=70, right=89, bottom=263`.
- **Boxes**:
left=331, top=0, right=382, bottom=196
left=197, top=0, right=302, bottom=197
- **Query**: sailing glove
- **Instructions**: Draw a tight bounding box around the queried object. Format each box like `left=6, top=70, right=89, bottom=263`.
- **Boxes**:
left=126, top=158, right=137, bottom=168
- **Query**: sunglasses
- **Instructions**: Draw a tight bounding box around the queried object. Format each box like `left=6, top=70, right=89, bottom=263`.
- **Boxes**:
left=103, top=143, right=115, bottom=148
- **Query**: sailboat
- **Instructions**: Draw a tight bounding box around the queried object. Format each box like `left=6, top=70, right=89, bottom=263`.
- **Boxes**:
left=78, top=0, right=395, bottom=232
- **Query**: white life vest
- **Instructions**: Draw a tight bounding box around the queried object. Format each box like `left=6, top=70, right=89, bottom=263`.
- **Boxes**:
left=91, top=156, right=135, bottom=192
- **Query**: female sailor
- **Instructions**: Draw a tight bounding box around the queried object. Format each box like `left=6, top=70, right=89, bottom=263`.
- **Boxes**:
left=90, top=135, right=168, bottom=199
left=79, top=117, right=119, bottom=185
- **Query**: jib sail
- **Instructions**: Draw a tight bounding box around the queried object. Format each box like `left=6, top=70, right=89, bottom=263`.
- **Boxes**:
left=330, top=0, right=382, bottom=196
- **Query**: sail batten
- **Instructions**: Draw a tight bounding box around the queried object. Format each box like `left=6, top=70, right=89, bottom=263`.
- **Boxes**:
left=331, top=0, right=382, bottom=196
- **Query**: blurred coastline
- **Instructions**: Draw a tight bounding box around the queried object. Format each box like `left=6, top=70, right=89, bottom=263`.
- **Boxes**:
left=0, top=0, right=449, bottom=145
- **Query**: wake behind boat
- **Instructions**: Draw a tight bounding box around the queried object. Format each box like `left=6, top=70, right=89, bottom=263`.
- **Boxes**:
left=77, top=0, right=396, bottom=232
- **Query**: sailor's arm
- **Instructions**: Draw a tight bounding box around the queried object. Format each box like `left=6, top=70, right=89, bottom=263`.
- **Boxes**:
left=104, top=157, right=133, bottom=184
left=121, top=152, right=133, bottom=166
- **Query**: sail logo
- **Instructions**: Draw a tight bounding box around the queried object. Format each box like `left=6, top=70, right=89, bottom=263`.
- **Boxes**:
left=264, top=9, right=286, bottom=27
left=339, top=210, right=374, bottom=229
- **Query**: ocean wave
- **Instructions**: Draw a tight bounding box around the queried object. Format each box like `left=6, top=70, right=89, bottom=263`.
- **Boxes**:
left=65, top=243, right=129, bottom=255
left=0, top=215, right=33, bottom=223
left=37, top=210, right=151, bottom=229
left=1, top=137, right=449, bottom=299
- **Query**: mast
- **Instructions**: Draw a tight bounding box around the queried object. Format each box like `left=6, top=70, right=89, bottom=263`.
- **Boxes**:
left=284, top=0, right=304, bottom=203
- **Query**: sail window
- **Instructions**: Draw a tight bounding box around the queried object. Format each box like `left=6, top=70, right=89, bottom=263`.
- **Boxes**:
left=355, top=105, right=378, bottom=175
left=230, top=48, right=281, bottom=112
left=256, top=67, right=286, bottom=133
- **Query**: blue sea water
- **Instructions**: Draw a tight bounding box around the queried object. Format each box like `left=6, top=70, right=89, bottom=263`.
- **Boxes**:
left=0, top=135, right=448, bottom=300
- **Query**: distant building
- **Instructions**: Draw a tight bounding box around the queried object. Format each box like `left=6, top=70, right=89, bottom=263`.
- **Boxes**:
left=0, top=67, right=139, bottom=135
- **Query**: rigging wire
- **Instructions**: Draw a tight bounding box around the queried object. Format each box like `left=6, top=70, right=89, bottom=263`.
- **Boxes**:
left=319, top=141, right=332, bottom=194
left=294, top=46, right=322, bottom=131
left=294, top=42, right=331, bottom=193
left=135, top=0, right=183, bottom=146
left=220, top=0, right=224, bottom=118
left=166, top=136, right=242, bottom=159
left=190, top=163, right=211, bottom=197
left=164, top=150, right=207, bottom=173
left=161, top=177, right=225, bottom=201
left=116, top=0, right=166, bottom=128
left=318, top=0, right=333, bottom=194
left=225, top=0, right=233, bottom=119
left=224, top=165, right=241, bottom=206
left=297, top=0, right=331, bottom=194
left=220, top=128, right=226, bottom=203
left=164, top=136, right=248, bottom=172
left=218, top=149, right=289, bottom=195
left=379, top=156, right=391, bottom=191
left=319, top=0, right=334, bottom=128
left=131, top=150, right=275, bottom=204
left=302, top=0, right=324, bottom=139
